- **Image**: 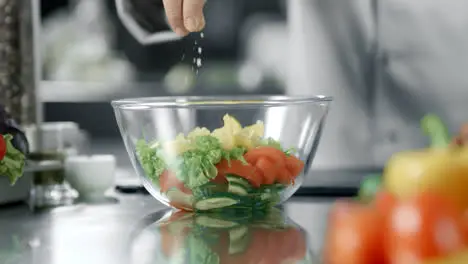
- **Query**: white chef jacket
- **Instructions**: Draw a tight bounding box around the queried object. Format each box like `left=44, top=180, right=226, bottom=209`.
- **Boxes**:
left=287, top=0, right=468, bottom=169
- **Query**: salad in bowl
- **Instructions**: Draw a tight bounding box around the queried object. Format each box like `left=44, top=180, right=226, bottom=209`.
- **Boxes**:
left=112, top=96, right=331, bottom=211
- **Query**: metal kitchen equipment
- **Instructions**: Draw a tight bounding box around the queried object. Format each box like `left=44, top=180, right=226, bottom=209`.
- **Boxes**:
left=0, top=0, right=41, bottom=125
left=24, top=121, right=90, bottom=155
left=28, top=154, right=78, bottom=211
left=0, top=0, right=42, bottom=205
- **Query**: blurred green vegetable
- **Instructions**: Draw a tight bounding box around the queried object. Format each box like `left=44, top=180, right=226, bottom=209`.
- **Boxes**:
left=358, top=174, right=382, bottom=202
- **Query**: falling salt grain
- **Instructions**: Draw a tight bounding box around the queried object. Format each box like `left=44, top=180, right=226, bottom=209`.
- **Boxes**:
left=200, top=32, right=204, bottom=38
left=198, top=47, right=202, bottom=54
left=196, top=58, right=202, bottom=67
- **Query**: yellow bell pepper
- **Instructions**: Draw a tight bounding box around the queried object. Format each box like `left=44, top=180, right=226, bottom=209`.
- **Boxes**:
left=383, top=114, right=468, bottom=210
left=424, top=250, right=468, bottom=264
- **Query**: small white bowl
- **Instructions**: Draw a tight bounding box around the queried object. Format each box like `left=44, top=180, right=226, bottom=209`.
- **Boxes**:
left=65, top=155, right=116, bottom=200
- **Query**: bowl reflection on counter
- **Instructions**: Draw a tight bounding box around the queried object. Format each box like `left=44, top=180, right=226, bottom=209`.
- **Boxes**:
left=127, top=208, right=317, bottom=264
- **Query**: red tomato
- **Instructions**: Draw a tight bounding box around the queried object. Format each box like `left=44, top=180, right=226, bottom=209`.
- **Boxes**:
left=0, top=135, right=6, bottom=160
left=160, top=170, right=192, bottom=194
left=387, top=192, right=468, bottom=264
left=323, top=200, right=386, bottom=264
left=210, top=173, right=228, bottom=185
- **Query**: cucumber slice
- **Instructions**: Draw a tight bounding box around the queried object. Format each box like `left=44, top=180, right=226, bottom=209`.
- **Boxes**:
left=252, top=208, right=287, bottom=229
left=195, top=215, right=239, bottom=229
left=229, top=226, right=250, bottom=255
left=228, top=182, right=249, bottom=196
left=226, top=174, right=251, bottom=189
left=193, top=182, right=228, bottom=199
left=273, top=183, right=287, bottom=191
left=166, top=188, right=194, bottom=210
left=195, top=195, right=240, bottom=211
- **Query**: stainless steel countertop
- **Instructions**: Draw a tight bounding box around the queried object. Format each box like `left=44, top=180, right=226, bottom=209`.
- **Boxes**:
left=0, top=194, right=334, bottom=264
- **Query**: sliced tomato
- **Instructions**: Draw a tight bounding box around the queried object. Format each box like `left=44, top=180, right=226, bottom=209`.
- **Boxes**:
left=210, top=173, right=228, bottom=185
left=323, top=200, right=386, bottom=264
left=276, top=167, right=293, bottom=185
left=160, top=170, right=192, bottom=194
left=285, top=155, right=304, bottom=177
left=216, top=159, right=263, bottom=187
left=244, top=146, right=286, bottom=168
left=387, top=192, right=468, bottom=263
left=255, top=157, right=278, bottom=185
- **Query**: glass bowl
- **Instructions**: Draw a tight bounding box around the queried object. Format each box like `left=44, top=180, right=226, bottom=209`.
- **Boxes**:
left=112, top=96, right=331, bottom=211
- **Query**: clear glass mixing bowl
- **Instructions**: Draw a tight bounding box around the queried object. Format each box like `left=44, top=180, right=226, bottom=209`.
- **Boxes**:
left=112, top=96, right=331, bottom=211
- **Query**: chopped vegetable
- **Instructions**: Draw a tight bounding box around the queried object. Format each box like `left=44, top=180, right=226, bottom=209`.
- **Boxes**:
left=0, top=134, right=26, bottom=185
left=244, top=146, right=304, bottom=185
left=358, top=174, right=383, bottom=203
left=244, top=146, right=286, bottom=167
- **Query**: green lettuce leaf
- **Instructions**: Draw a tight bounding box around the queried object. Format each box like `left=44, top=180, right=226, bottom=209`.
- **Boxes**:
left=0, top=134, right=26, bottom=185
left=135, top=139, right=166, bottom=185
left=176, top=136, right=223, bottom=188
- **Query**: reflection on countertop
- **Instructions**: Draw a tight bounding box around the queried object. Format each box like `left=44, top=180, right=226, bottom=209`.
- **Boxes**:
left=0, top=194, right=333, bottom=264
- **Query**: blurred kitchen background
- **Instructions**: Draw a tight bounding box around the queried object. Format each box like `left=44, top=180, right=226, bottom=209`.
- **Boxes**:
left=39, top=0, right=468, bottom=188
left=41, top=0, right=288, bottom=172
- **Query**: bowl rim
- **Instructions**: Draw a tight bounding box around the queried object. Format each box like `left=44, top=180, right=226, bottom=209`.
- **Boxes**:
left=111, top=95, right=333, bottom=109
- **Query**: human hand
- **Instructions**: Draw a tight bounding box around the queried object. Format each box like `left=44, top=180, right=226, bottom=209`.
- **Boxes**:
left=162, top=0, right=206, bottom=36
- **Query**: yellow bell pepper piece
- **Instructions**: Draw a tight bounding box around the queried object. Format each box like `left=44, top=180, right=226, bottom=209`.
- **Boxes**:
left=424, top=250, right=468, bottom=264
left=384, top=148, right=468, bottom=210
